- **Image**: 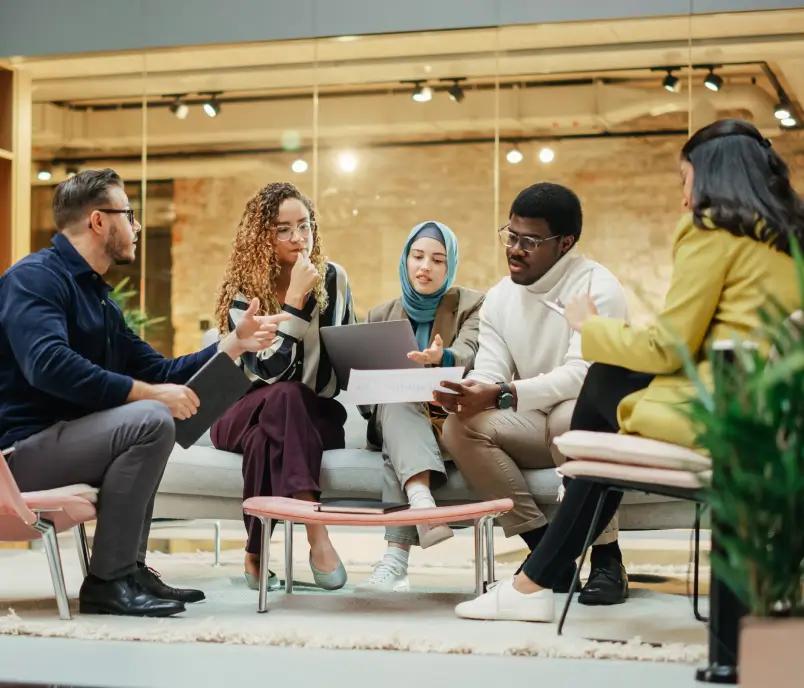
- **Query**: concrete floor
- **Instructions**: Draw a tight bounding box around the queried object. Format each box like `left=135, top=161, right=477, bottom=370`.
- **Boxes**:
left=0, top=636, right=708, bottom=688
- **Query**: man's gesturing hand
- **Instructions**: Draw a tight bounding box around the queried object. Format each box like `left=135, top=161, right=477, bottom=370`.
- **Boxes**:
left=219, top=297, right=290, bottom=360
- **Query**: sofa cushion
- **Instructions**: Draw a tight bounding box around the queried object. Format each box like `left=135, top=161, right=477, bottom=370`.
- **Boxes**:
left=554, top=431, right=711, bottom=471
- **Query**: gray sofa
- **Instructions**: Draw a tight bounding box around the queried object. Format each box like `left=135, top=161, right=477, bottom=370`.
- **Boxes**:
left=154, top=404, right=697, bottom=531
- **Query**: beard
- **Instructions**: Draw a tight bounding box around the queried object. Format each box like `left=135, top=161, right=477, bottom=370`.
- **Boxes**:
left=106, top=224, right=136, bottom=265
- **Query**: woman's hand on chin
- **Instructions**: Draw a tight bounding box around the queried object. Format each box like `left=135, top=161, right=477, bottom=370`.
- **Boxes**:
left=407, top=333, right=444, bottom=365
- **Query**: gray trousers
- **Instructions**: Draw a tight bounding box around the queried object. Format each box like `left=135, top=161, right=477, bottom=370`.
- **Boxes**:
left=377, top=402, right=447, bottom=546
left=8, top=400, right=176, bottom=580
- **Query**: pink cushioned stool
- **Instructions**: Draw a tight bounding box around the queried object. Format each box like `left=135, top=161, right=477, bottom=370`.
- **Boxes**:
left=242, top=496, right=513, bottom=613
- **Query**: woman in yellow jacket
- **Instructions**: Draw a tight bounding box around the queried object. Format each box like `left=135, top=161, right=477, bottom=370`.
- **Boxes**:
left=454, top=118, right=802, bottom=622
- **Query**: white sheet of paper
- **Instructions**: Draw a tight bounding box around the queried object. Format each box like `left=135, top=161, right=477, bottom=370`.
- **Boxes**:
left=338, top=367, right=464, bottom=405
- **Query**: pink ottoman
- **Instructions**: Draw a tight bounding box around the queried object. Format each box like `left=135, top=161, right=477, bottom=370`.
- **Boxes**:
left=242, top=496, right=513, bottom=613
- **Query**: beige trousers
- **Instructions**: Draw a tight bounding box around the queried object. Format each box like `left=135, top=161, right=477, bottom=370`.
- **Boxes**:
left=441, top=400, right=618, bottom=543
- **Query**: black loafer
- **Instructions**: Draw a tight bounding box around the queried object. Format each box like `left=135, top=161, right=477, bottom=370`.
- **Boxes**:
left=136, top=564, right=206, bottom=604
left=79, top=574, right=186, bottom=617
left=579, top=560, right=629, bottom=605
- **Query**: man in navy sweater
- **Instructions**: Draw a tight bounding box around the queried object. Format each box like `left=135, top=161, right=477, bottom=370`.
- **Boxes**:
left=0, top=169, right=286, bottom=617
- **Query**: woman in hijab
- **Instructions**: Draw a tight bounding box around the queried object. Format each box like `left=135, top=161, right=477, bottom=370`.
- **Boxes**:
left=355, top=220, right=484, bottom=592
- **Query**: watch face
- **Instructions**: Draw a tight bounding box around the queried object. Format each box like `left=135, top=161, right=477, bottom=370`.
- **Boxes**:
left=498, top=393, right=514, bottom=410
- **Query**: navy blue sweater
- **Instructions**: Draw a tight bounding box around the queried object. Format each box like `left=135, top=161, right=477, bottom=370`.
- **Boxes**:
left=0, top=233, right=216, bottom=449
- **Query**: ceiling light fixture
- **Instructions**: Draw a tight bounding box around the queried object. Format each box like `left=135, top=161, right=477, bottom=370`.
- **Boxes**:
left=65, top=164, right=80, bottom=178
left=169, top=95, right=189, bottom=120
left=704, top=68, right=723, bottom=92
left=36, top=166, right=53, bottom=182
left=411, top=82, right=433, bottom=103
left=663, top=70, right=680, bottom=93
left=202, top=93, right=221, bottom=118
left=291, top=158, right=309, bottom=174
left=780, top=116, right=797, bottom=128
left=538, top=146, right=556, bottom=164
left=774, top=103, right=792, bottom=120
left=447, top=78, right=466, bottom=103
left=505, top=147, right=524, bottom=164
left=337, top=151, right=358, bottom=173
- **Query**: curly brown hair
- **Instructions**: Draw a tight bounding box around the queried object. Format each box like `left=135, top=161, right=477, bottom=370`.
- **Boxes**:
left=215, top=182, right=328, bottom=334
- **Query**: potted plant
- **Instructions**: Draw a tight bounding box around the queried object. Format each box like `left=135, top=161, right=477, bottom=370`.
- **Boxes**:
left=109, top=276, right=166, bottom=335
left=682, top=244, right=803, bottom=686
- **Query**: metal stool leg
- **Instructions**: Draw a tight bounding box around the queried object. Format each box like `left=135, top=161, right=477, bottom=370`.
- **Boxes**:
left=35, top=519, right=71, bottom=620
left=473, top=517, right=485, bottom=596
left=213, top=520, right=222, bottom=567
left=74, top=523, right=90, bottom=579
left=258, top=518, right=272, bottom=613
left=557, top=487, right=610, bottom=636
left=284, top=520, right=294, bottom=593
left=484, top=517, right=495, bottom=590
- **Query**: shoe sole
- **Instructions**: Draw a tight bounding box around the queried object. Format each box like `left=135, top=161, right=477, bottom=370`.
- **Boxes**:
left=417, top=524, right=454, bottom=549
left=355, top=579, right=411, bottom=593
left=578, top=585, right=629, bottom=606
left=455, top=607, right=554, bottom=622
left=79, top=603, right=185, bottom=617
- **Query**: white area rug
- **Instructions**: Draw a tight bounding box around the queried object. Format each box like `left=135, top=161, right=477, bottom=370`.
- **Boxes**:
left=0, top=547, right=706, bottom=663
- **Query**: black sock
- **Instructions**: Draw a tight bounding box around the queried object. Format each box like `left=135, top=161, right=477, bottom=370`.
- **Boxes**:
left=590, top=541, right=622, bottom=568
left=519, top=524, right=548, bottom=552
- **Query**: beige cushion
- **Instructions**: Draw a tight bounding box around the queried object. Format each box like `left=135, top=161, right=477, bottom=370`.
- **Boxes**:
left=554, top=430, right=711, bottom=471
left=559, top=460, right=711, bottom=490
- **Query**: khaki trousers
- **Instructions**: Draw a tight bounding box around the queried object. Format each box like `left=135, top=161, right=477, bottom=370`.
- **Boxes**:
left=441, top=400, right=617, bottom=543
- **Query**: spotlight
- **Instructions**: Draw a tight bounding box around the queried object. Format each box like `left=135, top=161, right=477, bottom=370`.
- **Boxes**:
left=36, top=166, right=53, bottom=182
left=411, top=82, right=433, bottom=103
left=704, top=68, right=723, bottom=92
left=169, top=95, right=189, bottom=120
left=337, top=151, right=358, bottom=173
left=65, top=164, right=79, bottom=178
left=780, top=116, right=797, bottom=128
left=202, top=93, right=221, bottom=118
left=447, top=79, right=465, bottom=103
left=774, top=103, right=792, bottom=120
left=662, top=70, right=680, bottom=93
left=505, top=147, right=524, bottom=164
left=538, top=146, right=555, bottom=164
left=291, top=158, right=309, bottom=174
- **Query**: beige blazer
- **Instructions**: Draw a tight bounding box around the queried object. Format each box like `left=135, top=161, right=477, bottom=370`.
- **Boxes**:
left=364, top=286, right=484, bottom=447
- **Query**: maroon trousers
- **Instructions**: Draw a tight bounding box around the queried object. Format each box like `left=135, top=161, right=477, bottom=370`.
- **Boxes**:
left=211, top=381, right=346, bottom=554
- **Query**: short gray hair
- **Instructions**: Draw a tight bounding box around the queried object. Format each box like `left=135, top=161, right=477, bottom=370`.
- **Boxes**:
left=52, top=168, right=123, bottom=229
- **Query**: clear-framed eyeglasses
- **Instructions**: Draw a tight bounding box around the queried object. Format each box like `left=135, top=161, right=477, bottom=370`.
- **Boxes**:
left=497, top=225, right=560, bottom=253
left=274, top=220, right=314, bottom=242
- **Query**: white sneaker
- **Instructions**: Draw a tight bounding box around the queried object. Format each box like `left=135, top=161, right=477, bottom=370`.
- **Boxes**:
left=454, top=578, right=555, bottom=622
left=355, top=558, right=411, bottom=592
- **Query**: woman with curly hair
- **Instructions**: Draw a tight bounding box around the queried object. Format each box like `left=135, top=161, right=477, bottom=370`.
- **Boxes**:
left=211, top=182, right=354, bottom=591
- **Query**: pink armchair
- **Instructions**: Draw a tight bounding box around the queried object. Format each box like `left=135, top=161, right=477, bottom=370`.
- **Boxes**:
left=0, top=449, right=97, bottom=620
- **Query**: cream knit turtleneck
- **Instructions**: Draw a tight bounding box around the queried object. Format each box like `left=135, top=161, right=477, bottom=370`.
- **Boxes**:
left=467, top=251, right=628, bottom=412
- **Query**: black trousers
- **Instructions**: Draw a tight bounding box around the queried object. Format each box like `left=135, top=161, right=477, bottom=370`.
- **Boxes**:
left=522, top=363, right=653, bottom=587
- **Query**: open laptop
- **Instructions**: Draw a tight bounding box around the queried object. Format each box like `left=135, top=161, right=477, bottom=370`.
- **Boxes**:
left=320, top=320, right=423, bottom=389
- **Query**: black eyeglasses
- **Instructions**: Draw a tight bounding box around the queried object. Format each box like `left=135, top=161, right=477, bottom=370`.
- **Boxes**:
left=96, top=208, right=136, bottom=225
left=497, top=225, right=560, bottom=253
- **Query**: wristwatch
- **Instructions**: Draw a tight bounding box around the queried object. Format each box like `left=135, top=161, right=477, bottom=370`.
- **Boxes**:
left=496, top=382, right=515, bottom=410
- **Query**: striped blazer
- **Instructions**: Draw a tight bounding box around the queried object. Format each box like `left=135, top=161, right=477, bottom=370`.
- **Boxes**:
left=227, top=262, right=355, bottom=398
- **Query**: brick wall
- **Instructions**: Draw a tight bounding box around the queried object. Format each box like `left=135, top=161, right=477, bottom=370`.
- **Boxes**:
left=171, top=131, right=804, bottom=354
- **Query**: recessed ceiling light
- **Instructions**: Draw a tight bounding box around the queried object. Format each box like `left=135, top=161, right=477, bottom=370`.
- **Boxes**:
left=506, top=147, right=524, bottom=164
left=291, top=158, right=309, bottom=174
left=337, top=151, right=358, bottom=173
left=538, top=146, right=556, bottom=164
left=36, top=166, right=53, bottom=182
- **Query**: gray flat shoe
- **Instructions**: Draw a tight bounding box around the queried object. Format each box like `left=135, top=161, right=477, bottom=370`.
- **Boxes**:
left=309, top=556, right=347, bottom=590
left=244, top=570, right=279, bottom=591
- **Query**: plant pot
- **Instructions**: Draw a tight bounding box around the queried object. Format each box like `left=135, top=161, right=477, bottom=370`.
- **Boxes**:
left=739, top=616, right=804, bottom=688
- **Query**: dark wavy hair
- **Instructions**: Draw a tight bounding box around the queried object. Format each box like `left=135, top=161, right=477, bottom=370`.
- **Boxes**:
left=681, top=118, right=803, bottom=255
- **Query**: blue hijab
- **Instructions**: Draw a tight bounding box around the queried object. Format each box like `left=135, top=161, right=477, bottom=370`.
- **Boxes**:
left=399, top=220, right=459, bottom=351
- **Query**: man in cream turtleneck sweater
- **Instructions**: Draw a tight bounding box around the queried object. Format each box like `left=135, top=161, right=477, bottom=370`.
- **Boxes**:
left=438, top=183, right=630, bottom=605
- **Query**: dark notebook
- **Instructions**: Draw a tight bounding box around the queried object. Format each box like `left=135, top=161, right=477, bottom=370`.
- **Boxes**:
left=174, top=352, right=251, bottom=449
left=315, top=499, right=409, bottom=515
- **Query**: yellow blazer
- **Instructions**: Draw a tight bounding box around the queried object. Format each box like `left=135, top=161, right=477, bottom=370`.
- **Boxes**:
left=581, top=214, right=799, bottom=448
